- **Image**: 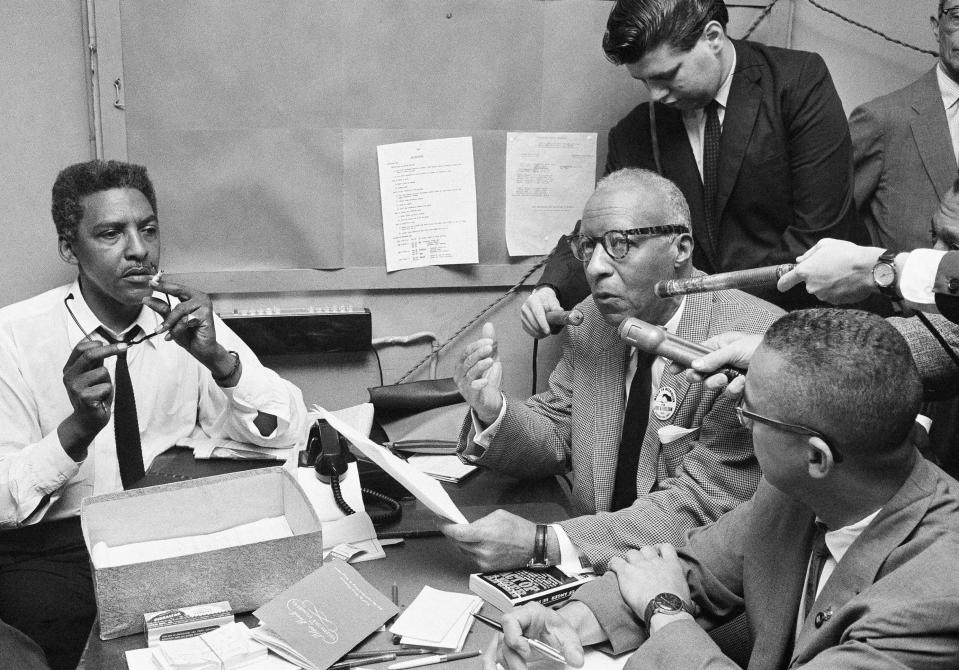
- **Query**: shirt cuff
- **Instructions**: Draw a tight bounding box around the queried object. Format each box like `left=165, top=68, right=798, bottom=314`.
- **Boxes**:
left=470, top=394, right=507, bottom=448
left=900, top=249, right=946, bottom=304
left=8, top=431, right=81, bottom=525
left=217, top=356, right=294, bottom=436
left=551, top=523, right=593, bottom=575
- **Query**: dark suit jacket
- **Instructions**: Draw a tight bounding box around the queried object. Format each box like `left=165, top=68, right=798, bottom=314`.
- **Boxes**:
left=458, top=286, right=782, bottom=567
left=850, top=67, right=955, bottom=251
left=539, top=40, right=856, bottom=311
left=573, top=455, right=959, bottom=669
left=935, top=250, right=959, bottom=322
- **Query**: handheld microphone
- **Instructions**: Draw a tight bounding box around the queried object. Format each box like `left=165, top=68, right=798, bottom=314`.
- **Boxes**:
left=617, top=317, right=742, bottom=379
left=545, top=309, right=584, bottom=328
left=654, top=264, right=796, bottom=299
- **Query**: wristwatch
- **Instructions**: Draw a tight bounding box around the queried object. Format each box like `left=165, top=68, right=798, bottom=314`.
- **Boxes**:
left=871, top=249, right=901, bottom=301
left=526, top=524, right=553, bottom=570
left=643, top=592, right=696, bottom=630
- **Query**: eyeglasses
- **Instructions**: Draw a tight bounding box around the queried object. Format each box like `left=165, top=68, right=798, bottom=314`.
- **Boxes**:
left=568, top=225, right=689, bottom=262
left=735, top=397, right=842, bottom=463
left=64, top=292, right=169, bottom=347
left=940, top=7, right=959, bottom=30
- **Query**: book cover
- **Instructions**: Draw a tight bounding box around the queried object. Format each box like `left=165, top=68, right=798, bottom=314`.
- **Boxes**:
left=469, top=566, right=595, bottom=612
left=253, top=559, right=398, bottom=670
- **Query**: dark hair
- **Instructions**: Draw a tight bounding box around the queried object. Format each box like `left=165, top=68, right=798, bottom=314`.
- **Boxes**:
left=603, top=0, right=729, bottom=65
left=52, top=160, right=157, bottom=241
left=761, top=309, right=922, bottom=459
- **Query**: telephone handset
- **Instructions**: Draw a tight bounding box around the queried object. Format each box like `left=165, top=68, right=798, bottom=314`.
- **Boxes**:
left=299, top=419, right=402, bottom=525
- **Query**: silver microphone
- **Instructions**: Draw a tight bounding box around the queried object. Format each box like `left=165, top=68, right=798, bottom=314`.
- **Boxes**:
left=617, top=317, right=741, bottom=379
left=654, top=264, right=796, bottom=299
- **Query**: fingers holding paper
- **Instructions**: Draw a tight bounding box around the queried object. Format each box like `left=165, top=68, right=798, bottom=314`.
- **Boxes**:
left=439, top=510, right=539, bottom=572
left=454, top=322, right=504, bottom=426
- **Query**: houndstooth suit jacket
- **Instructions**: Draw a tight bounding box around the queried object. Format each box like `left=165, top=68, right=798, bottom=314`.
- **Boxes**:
left=458, top=287, right=783, bottom=568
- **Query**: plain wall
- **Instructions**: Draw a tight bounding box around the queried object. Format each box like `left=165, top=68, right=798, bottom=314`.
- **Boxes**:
left=0, top=0, right=942, bottom=410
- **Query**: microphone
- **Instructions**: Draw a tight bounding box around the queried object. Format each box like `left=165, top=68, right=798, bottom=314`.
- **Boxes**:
left=654, top=264, right=796, bottom=299
left=545, top=309, right=584, bottom=328
left=617, top=317, right=742, bottom=379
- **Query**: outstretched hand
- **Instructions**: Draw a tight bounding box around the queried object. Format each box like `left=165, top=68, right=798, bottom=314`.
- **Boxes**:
left=453, top=322, right=505, bottom=426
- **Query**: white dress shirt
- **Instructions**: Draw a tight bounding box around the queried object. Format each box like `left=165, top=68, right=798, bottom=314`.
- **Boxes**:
left=0, top=281, right=309, bottom=527
left=682, top=50, right=736, bottom=180
left=936, top=62, right=959, bottom=166
left=900, top=248, right=947, bottom=306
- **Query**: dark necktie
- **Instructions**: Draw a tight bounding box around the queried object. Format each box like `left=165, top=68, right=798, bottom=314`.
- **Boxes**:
left=702, top=100, right=722, bottom=251
left=803, top=522, right=831, bottom=620
left=611, top=351, right=654, bottom=512
left=100, top=327, right=144, bottom=489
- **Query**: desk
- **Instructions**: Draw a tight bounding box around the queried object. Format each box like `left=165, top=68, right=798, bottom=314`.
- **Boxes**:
left=78, top=452, right=571, bottom=669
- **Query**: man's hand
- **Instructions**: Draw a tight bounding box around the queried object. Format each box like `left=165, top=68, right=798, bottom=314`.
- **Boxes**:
left=453, top=322, right=505, bottom=426
left=685, top=331, right=760, bottom=392
left=484, top=603, right=586, bottom=670
left=520, top=287, right=562, bottom=339
left=607, top=544, right=691, bottom=630
left=57, top=339, right=127, bottom=459
left=143, top=277, right=238, bottom=379
left=932, top=180, right=959, bottom=251
left=776, top=238, right=883, bottom=304
left=439, top=510, right=541, bottom=571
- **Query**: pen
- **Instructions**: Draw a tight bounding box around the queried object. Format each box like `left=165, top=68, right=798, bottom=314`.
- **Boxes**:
left=344, top=649, right=434, bottom=660
left=392, top=581, right=400, bottom=607
left=330, top=654, right=396, bottom=669
left=387, top=650, right=480, bottom=670
left=472, top=613, right=567, bottom=664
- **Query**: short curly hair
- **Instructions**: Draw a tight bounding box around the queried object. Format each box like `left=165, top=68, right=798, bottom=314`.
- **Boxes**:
left=52, top=160, right=157, bottom=241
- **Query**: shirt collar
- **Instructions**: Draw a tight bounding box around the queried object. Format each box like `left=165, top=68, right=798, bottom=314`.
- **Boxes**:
left=937, top=61, right=959, bottom=111
left=714, top=46, right=736, bottom=110
left=661, top=295, right=687, bottom=335
left=64, top=278, right=163, bottom=348
left=820, top=508, right=881, bottom=564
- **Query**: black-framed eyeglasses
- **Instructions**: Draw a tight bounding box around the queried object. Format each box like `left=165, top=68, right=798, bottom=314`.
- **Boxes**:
left=735, top=396, right=842, bottom=463
left=569, top=225, right=689, bottom=262
left=64, top=292, right=169, bottom=346
left=940, top=6, right=959, bottom=30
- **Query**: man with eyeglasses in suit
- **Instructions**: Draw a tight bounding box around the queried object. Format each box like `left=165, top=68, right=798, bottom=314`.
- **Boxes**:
left=441, top=168, right=782, bottom=579
left=0, top=159, right=309, bottom=670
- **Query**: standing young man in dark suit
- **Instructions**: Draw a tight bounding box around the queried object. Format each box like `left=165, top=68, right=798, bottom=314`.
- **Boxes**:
left=521, top=0, right=855, bottom=336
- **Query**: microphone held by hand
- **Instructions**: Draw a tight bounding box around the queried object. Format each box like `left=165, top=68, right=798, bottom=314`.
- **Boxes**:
left=654, top=264, right=796, bottom=299
left=545, top=309, right=584, bottom=328
left=617, top=317, right=742, bottom=379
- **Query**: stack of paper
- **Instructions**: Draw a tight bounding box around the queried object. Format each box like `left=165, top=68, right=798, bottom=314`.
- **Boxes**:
left=389, top=586, right=483, bottom=651
left=152, top=622, right=271, bottom=670
left=179, top=436, right=292, bottom=461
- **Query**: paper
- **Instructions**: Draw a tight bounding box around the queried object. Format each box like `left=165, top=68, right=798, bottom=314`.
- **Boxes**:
left=408, top=455, right=477, bottom=483
left=317, top=406, right=468, bottom=524
left=505, top=132, right=597, bottom=256
left=377, top=136, right=478, bottom=271
left=390, top=586, right=483, bottom=651
left=179, top=436, right=292, bottom=461
left=320, top=513, right=386, bottom=563
left=253, top=560, right=399, bottom=670
left=91, top=517, right=293, bottom=568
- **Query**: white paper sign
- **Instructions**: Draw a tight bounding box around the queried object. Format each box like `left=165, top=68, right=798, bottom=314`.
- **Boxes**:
left=377, top=136, right=478, bottom=271
left=505, top=132, right=597, bottom=256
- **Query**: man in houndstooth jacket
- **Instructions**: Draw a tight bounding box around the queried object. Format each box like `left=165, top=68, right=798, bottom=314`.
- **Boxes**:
left=442, top=169, right=783, bottom=572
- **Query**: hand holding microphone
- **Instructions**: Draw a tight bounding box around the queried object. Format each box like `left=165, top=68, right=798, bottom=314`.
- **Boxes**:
left=545, top=309, right=584, bottom=328
left=617, top=317, right=744, bottom=381
left=654, top=264, right=795, bottom=299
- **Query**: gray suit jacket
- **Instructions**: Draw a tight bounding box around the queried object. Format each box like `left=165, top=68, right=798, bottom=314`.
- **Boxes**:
left=890, top=312, right=959, bottom=400
left=457, top=288, right=782, bottom=567
left=574, top=455, right=959, bottom=669
left=850, top=67, right=956, bottom=250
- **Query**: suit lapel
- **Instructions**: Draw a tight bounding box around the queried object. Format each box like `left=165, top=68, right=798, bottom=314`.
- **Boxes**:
left=911, top=68, right=957, bottom=201
left=717, top=41, right=762, bottom=227
left=791, top=455, right=935, bottom=664
left=634, top=293, right=707, bottom=493
left=592, top=318, right=629, bottom=512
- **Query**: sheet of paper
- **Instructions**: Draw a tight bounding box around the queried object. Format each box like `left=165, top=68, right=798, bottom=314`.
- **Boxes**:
left=505, top=132, right=597, bottom=256
left=377, top=136, right=478, bottom=271
left=408, top=455, right=477, bottom=483
left=317, top=407, right=468, bottom=524
left=126, top=643, right=299, bottom=670
left=253, top=560, right=398, bottom=670
left=320, top=512, right=386, bottom=563
left=390, top=586, right=483, bottom=650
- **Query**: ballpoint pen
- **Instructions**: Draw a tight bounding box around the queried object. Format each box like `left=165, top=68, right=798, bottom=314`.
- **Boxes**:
left=472, top=612, right=567, bottom=664
left=386, top=650, right=480, bottom=669
left=330, top=653, right=396, bottom=669
left=344, top=648, right=434, bottom=660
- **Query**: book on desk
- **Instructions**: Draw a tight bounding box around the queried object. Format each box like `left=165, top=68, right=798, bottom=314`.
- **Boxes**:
left=470, top=565, right=595, bottom=612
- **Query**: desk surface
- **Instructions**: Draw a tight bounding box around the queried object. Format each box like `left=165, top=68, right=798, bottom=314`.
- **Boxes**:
left=78, top=454, right=571, bottom=669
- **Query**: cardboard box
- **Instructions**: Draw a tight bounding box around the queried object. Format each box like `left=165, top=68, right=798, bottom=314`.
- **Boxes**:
left=81, top=467, right=323, bottom=640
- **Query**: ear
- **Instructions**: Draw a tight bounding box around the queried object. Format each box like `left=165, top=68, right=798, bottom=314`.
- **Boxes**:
left=672, top=232, right=694, bottom=267
left=932, top=15, right=941, bottom=40
left=703, top=20, right=726, bottom=50
left=805, top=436, right=835, bottom=479
left=58, top=237, right=79, bottom=266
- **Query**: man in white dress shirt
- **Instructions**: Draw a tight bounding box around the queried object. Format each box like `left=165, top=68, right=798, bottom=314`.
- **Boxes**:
left=0, top=159, right=308, bottom=669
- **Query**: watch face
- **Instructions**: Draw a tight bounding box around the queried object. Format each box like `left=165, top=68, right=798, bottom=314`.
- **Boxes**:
left=873, top=263, right=895, bottom=287
left=656, top=593, right=685, bottom=612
